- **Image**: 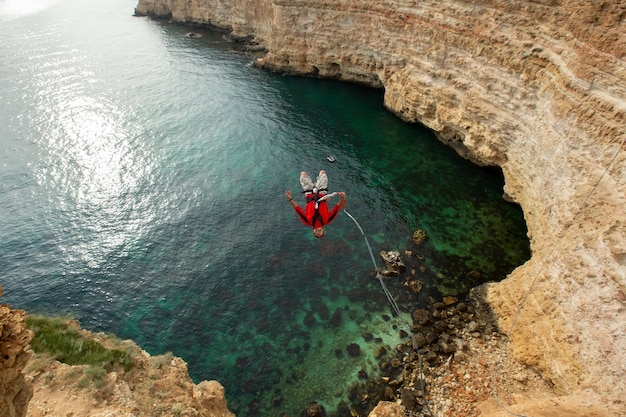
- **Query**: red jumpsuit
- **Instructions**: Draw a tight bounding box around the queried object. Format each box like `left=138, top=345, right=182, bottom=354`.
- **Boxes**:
left=293, top=194, right=341, bottom=228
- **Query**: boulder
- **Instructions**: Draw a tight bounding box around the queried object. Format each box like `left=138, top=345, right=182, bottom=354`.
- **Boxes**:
left=379, top=251, right=406, bottom=276
left=411, top=229, right=428, bottom=245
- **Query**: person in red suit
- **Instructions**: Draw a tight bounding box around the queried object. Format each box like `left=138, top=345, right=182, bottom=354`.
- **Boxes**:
left=285, top=170, right=347, bottom=238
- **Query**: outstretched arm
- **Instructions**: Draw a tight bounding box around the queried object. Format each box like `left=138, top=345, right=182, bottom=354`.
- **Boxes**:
left=318, top=192, right=346, bottom=210
left=286, top=190, right=313, bottom=226
left=285, top=190, right=297, bottom=209
left=317, top=192, right=346, bottom=208
left=324, top=192, right=347, bottom=225
left=336, top=192, right=347, bottom=209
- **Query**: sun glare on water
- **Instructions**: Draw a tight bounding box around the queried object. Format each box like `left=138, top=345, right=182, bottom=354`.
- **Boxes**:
left=39, top=88, right=157, bottom=269
left=0, top=0, right=57, bottom=20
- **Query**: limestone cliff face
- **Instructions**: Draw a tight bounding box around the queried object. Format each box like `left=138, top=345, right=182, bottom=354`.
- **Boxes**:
left=135, top=0, right=626, bottom=413
left=0, top=287, right=34, bottom=417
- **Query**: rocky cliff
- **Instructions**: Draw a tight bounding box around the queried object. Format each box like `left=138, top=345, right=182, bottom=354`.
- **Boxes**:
left=134, top=0, right=626, bottom=414
left=0, top=286, right=33, bottom=417
left=24, top=316, right=235, bottom=417
left=1, top=284, right=233, bottom=417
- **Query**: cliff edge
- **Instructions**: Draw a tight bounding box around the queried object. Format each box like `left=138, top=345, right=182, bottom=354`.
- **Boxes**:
left=1, top=283, right=233, bottom=417
left=23, top=315, right=234, bottom=417
left=134, top=0, right=626, bottom=414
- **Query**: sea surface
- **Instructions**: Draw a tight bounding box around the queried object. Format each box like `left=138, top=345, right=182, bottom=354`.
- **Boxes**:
left=0, top=0, right=530, bottom=415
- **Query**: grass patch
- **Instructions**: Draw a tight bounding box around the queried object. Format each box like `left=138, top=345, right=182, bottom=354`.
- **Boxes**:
left=25, top=354, right=55, bottom=374
left=26, top=314, right=134, bottom=373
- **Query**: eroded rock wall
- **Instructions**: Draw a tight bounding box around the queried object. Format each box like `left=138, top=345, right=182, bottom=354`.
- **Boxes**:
left=0, top=286, right=34, bottom=417
left=135, top=0, right=626, bottom=412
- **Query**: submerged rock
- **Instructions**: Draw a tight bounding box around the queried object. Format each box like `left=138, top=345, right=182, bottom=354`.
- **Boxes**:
left=301, top=401, right=326, bottom=417
left=329, top=307, right=343, bottom=327
left=346, top=343, right=361, bottom=357
left=303, top=311, right=316, bottom=327
left=317, top=301, right=330, bottom=321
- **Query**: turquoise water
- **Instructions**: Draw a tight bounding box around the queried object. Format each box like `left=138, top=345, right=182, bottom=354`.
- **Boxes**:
left=0, top=0, right=529, bottom=415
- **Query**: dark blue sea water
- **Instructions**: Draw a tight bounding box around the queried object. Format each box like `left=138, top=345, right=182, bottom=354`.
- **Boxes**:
left=0, top=0, right=529, bottom=415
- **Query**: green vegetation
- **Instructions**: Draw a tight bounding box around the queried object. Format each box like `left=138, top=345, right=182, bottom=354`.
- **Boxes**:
left=26, top=314, right=134, bottom=373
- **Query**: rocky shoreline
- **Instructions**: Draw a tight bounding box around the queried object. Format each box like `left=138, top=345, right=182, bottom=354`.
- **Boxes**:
left=317, top=248, right=554, bottom=417
left=374, top=284, right=552, bottom=417
left=346, top=244, right=619, bottom=417
left=267, top=243, right=556, bottom=417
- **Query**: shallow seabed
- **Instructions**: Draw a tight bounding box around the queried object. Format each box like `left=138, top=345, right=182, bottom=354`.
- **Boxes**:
left=0, top=0, right=529, bottom=415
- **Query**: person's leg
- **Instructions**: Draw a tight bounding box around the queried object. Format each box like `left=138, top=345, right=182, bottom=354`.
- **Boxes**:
left=315, top=170, right=328, bottom=193
left=300, top=171, right=314, bottom=193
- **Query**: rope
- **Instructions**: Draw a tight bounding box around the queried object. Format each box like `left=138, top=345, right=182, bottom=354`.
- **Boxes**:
left=343, top=209, right=433, bottom=416
left=491, top=136, right=625, bottom=417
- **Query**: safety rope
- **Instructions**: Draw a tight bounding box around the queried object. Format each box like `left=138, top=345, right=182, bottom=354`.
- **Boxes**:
left=491, top=136, right=625, bottom=417
left=343, top=209, right=433, bottom=416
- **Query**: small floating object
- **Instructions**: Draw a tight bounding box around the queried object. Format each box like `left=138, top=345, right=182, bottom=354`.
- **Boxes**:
left=327, top=155, right=336, bottom=163
left=185, top=32, right=202, bottom=38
